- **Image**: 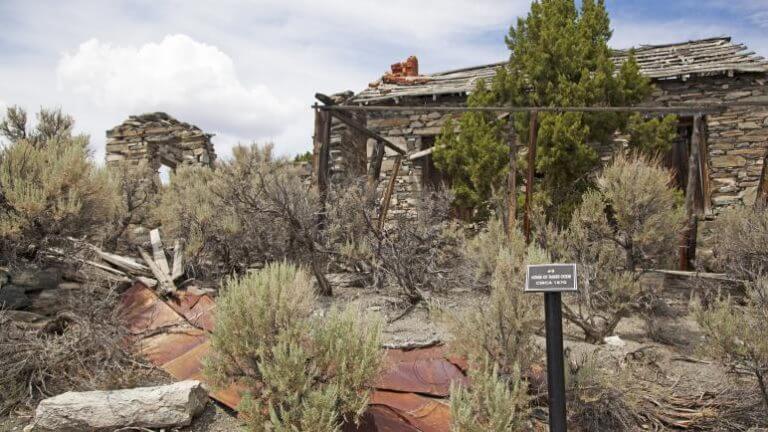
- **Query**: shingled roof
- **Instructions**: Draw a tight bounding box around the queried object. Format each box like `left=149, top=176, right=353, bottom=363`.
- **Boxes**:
left=352, top=37, right=768, bottom=104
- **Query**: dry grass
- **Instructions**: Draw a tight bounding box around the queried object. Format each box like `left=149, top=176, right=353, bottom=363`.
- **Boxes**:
left=0, top=276, right=151, bottom=416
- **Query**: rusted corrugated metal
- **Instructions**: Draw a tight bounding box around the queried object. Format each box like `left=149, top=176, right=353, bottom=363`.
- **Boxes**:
left=120, top=281, right=465, bottom=431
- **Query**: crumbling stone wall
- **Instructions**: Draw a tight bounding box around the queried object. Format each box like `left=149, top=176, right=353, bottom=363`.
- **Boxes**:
left=652, top=74, right=768, bottom=211
left=106, top=112, right=216, bottom=171
left=330, top=73, right=768, bottom=221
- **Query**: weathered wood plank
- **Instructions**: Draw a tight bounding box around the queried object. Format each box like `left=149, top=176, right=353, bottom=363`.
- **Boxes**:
left=149, top=229, right=171, bottom=276
left=378, top=155, right=403, bottom=230
left=680, top=115, right=703, bottom=271
left=138, top=248, right=176, bottom=295
left=171, top=240, right=184, bottom=281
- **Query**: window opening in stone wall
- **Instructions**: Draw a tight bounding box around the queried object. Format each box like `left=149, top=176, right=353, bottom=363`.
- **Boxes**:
left=157, top=164, right=173, bottom=186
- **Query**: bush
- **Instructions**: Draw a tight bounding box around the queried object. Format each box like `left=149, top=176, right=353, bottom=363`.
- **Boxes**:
left=101, top=161, right=158, bottom=251
left=710, top=206, right=768, bottom=280
left=0, top=112, right=116, bottom=263
left=555, top=154, right=683, bottom=343
left=157, top=144, right=333, bottom=293
left=565, top=353, right=638, bottom=431
left=0, top=279, right=149, bottom=415
left=695, top=276, right=768, bottom=414
left=155, top=165, right=240, bottom=276
left=450, top=359, right=530, bottom=432
left=204, top=262, right=382, bottom=431
left=444, top=220, right=542, bottom=375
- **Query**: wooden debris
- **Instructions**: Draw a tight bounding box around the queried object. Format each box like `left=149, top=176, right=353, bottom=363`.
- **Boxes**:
left=94, top=248, right=150, bottom=276
left=150, top=229, right=171, bottom=276
left=138, top=248, right=177, bottom=296
left=171, top=240, right=184, bottom=281
left=378, top=155, right=402, bottom=230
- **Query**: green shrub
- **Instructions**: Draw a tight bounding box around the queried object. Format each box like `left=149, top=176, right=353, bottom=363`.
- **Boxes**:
left=204, top=262, right=382, bottom=431
left=450, top=359, right=529, bottom=432
left=445, top=222, right=543, bottom=375
left=555, top=154, right=683, bottom=343
left=0, top=118, right=115, bottom=262
left=156, top=144, right=332, bottom=292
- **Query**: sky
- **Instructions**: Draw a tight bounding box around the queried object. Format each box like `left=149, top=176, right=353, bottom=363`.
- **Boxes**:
left=0, top=0, right=767, bottom=162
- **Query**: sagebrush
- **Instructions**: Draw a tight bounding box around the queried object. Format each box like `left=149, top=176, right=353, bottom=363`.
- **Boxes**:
left=204, top=262, right=382, bottom=431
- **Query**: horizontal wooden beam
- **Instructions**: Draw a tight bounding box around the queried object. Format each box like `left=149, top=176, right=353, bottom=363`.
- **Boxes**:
left=329, top=110, right=406, bottom=155
left=408, top=146, right=434, bottom=160
left=312, top=103, right=768, bottom=115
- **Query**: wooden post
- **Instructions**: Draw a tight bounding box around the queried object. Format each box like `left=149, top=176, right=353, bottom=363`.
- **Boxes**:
left=524, top=111, right=539, bottom=244
left=680, top=114, right=703, bottom=271
left=507, top=117, right=518, bottom=237
left=756, top=151, right=768, bottom=209
left=313, top=109, right=332, bottom=211
left=378, top=155, right=402, bottom=230
left=367, top=140, right=386, bottom=195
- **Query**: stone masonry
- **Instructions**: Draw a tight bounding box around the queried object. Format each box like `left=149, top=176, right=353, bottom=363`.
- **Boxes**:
left=106, top=112, right=216, bottom=172
left=326, top=38, right=768, bottom=222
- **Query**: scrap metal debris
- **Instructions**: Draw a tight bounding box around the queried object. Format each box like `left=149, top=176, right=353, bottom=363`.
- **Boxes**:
left=118, top=281, right=466, bottom=431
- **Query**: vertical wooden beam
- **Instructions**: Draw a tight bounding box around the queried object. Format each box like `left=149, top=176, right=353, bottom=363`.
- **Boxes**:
left=756, top=151, right=768, bottom=209
left=348, top=111, right=369, bottom=177
left=367, top=140, right=386, bottom=194
left=696, top=118, right=711, bottom=214
left=680, top=114, right=702, bottom=271
left=378, top=155, right=402, bottom=230
left=506, top=117, right=518, bottom=237
left=523, top=111, right=539, bottom=244
left=314, top=109, right=332, bottom=203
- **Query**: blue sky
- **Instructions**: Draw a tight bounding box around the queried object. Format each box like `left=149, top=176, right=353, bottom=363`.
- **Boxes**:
left=0, top=0, right=766, bottom=161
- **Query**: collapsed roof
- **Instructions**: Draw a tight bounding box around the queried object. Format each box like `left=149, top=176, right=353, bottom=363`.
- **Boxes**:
left=353, top=37, right=768, bottom=104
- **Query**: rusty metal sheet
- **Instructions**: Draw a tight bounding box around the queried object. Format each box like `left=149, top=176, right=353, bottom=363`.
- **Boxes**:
left=166, top=291, right=217, bottom=332
left=135, top=326, right=208, bottom=365
left=376, top=358, right=468, bottom=397
left=121, top=282, right=459, bottom=431
left=371, top=391, right=452, bottom=432
left=119, top=282, right=186, bottom=334
left=384, top=346, right=447, bottom=365
left=344, top=406, right=423, bottom=432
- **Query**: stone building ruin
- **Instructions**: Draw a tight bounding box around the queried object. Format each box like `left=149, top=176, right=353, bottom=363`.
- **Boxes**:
left=324, top=37, right=768, bottom=219
left=106, top=113, right=216, bottom=175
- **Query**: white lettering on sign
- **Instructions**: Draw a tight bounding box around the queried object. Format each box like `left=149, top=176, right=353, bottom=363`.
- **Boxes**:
left=525, top=264, right=578, bottom=293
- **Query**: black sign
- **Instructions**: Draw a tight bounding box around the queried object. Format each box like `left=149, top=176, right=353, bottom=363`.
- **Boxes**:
left=525, top=264, right=577, bottom=293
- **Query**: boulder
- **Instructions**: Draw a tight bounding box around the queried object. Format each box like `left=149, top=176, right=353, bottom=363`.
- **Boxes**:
left=0, top=285, right=31, bottom=310
left=24, top=380, right=208, bottom=432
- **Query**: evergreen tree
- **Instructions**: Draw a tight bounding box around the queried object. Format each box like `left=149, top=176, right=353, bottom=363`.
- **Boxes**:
left=435, top=0, right=671, bottom=224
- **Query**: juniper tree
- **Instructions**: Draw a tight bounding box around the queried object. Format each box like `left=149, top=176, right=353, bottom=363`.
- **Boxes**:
left=434, top=0, right=675, bottom=223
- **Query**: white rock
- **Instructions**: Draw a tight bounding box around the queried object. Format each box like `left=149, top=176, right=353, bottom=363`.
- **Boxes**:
left=24, top=380, right=208, bottom=432
left=603, top=335, right=626, bottom=347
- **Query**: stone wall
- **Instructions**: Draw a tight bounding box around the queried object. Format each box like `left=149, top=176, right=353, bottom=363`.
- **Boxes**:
left=106, top=112, right=216, bottom=171
left=652, top=74, right=768, bottom=211
left=329, top=73, right=768, bottom=220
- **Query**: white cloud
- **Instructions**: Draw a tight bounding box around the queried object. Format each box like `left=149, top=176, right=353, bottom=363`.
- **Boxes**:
left=56, top=34, right=302, bottom=151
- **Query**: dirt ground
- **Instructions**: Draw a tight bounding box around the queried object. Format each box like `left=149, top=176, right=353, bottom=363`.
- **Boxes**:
left=2, top=271, right=762, bottom=431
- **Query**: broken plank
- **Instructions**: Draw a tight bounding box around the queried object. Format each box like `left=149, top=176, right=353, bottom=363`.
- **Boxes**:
left=171, top=240, right=184, bottom=281
left=150, top=229, right=171, bottom=276
left=95, top=248, right=151, bottom=276
left=138, top=248, right=176, bottom=295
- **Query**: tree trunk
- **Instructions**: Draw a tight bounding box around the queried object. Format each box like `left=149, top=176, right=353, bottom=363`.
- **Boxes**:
left=310, top=255, right=332, bottom=297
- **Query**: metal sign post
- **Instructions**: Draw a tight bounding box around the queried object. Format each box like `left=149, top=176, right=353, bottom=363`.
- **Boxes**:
left=525, top=264, right=578, bottom=432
